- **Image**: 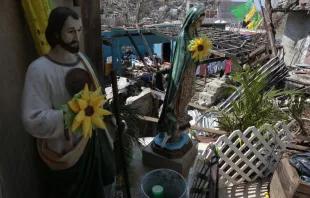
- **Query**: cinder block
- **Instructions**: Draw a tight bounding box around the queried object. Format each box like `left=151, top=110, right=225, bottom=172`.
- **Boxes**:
left=199, top=92, right=215, bottom=101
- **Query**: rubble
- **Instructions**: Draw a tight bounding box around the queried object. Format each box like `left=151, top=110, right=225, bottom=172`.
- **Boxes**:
left=105, top=77, right=136, bottom=100
left=198, top=78, right=227, bottom=106
left=125, top=88, right=153, bottom=116
left=286, top=70, right=310, bottom=90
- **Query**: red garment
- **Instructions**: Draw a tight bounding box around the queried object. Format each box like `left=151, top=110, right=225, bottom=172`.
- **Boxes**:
left=199, top=64, right=207, bottom=76
left=224, top=60, right=232, bottom=74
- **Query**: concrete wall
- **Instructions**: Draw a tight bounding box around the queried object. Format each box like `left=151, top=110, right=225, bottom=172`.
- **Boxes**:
left=0, top=1, right=48, bottom=198
left=282, top=12, right=310, bottom=66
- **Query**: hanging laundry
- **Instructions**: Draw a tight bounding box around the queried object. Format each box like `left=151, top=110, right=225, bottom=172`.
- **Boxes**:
left=225, top=59, right=232, bottom=74
left=196, top=65, right=200, bottom=76
left=208, top=61, right=225, bottom=75
left=200, top=64, right=207, bottom=76
left=196, top=64, right=207, bottom=76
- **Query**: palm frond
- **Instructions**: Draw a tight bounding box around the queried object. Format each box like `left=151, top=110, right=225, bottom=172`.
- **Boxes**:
left=218, top=61, right=298, bottom=133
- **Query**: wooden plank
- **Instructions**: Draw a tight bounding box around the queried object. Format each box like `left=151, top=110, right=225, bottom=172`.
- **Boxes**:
left=210, top=50, right=226, bottom=58
left=188, top=102, right=211, bottom=111
left=139, top=115, right=159, bottom=123
left=251, top=54, right=270, bottom=66
left=138, top=116, right=227, bottom=135
left=123, top=27, right=153, bottom=73
left=264, top=0, right=277, bottom=56
left=223, top=41, right=256, bottom=50
left=190, top=125, right=227, bottom=135
left=270, top=169, right=287, bottom=198
left=249, top=44, right=266, bottom=57
left=136, top=24, right=159, bottom=70
left=270, top=157, right=301, bottom=198
left=200, top=57, right=226, bottom=64
left=81, top=0, right=104, bottom=85
left=286, top=143, right=310, bottom=152
left=293, top=192, right=310, bottom=198
left=296, top=181, right=310, bottom=195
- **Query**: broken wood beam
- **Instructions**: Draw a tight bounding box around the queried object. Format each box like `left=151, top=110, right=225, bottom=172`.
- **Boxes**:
left=251, top=54, right=270, bottom=66
left=136, top=24, right=159, bottom=71
left=190, top=125, right=227, bottom=135
left=270, top=155, right=310, bottom=198
left=123, top=27, right=154, bottom=73
left=286, top=143, right=310, bottom=152
left=270, top=157, right=300, bottom=198
left=210, top=50, right=226, bottom=58
left=249, top=44, right=267, bottom=58
left=199, top=57, right=227, bottom=64
left=264, top=0, right=277, bottom=56
left=138, top=116, right=227, bottom=135
left=81, top=0, right=104, bottom=85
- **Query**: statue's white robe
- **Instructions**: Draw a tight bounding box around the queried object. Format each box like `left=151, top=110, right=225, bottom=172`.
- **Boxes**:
left=22, top=56, right=85, bottom=154
left=22, top=56, right=114, bottom=196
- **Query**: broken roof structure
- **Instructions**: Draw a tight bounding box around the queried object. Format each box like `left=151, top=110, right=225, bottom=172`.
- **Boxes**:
left=149, top=26, right=268, bottom=65
left=102, top=21, right=269, bottom=63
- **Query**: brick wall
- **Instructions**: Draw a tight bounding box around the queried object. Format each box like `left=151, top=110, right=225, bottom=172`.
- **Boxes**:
left=0, top=1, right=48, bottom=198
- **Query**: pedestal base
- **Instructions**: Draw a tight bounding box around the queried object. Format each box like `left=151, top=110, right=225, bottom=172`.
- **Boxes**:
left=142, top=139, right=199, bottom=177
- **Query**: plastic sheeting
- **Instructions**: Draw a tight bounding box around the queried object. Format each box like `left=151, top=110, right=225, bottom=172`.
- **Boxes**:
left=188, top=110, right=219, bottom=135
left=290, top=152, right=310, bottom=183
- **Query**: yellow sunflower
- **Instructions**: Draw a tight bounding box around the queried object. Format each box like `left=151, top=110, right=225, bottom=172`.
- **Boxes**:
left=67, top=84, right=112, bottom=138
left=188, top=36, right=212, bottom=61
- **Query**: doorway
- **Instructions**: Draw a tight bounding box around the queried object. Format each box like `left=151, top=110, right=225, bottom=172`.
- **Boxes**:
left=162, top=42, right=171, bottom=62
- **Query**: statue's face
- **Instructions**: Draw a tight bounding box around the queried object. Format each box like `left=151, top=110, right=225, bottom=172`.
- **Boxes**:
left=59, top=16, right=82, bottom=53
left=193, top=15, right=205, bottom=29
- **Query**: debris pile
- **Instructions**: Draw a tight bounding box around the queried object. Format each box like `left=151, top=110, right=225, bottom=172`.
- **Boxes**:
left=120, top=50, right=171, bottom=80
left=197, top=78, right=227, bottom=106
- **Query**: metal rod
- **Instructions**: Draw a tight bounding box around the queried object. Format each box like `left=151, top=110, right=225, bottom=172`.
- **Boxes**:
left=110, top=70, right=131, bottom=198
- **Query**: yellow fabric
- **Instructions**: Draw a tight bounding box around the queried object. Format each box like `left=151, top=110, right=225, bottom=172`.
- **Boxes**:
left=247, top=20, right=255, bottom=30
left=22, top=0, right=52, bottom=55
left=254, top=17, right=263, bottom=30
left=244, top=6, right=256, bottom=22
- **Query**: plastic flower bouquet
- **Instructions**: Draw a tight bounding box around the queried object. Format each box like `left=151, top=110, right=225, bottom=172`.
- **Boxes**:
left=61, top=84, right=112, bottom=138
left=188, top=36, right=212, bottom=61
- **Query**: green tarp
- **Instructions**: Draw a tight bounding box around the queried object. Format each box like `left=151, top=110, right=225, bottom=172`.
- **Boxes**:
left=230, top=0, right=254, bottom=21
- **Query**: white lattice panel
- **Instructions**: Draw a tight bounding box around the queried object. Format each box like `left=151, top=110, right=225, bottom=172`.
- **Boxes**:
left=188, top=121, right=294, bottom=191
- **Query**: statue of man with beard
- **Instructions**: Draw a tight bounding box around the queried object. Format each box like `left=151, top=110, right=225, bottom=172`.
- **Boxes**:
left=22, top=7, right=117, bottom=198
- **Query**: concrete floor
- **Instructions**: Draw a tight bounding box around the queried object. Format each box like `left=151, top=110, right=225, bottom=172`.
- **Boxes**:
left=128, top=138, right=270, bottom=198
left=218, top=180, right=270, bottom=198
left=128, top=137, right=210, bottom=197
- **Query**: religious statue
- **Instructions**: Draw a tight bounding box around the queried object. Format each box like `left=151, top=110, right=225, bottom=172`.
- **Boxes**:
left=154, top=6, right=212, bottom=156
left=22, top=7, right=118, bottom=198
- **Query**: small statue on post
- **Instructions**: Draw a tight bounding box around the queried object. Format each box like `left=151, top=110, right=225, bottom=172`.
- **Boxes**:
left=151, top=6, right=212, bottom=159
